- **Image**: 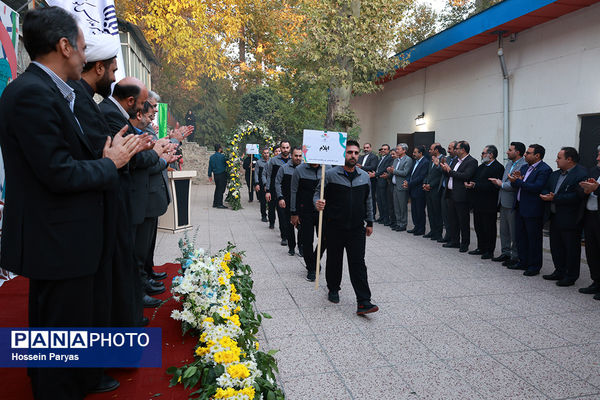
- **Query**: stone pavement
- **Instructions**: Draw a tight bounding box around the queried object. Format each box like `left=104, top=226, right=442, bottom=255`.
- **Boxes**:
left=154, top=184, right=600, bottom=400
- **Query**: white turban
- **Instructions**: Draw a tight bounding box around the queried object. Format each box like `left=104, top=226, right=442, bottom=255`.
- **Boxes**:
left=84, top=33, right=120, bottom=63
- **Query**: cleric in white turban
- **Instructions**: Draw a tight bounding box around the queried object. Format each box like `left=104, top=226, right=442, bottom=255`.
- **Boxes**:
left=84, top=33, right=120, bottom=63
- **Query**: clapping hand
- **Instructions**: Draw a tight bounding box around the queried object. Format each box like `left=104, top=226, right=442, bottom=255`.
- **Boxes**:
left=540, top=192, right=554, bottom=201
left=423, top=183, right=431, bottom=191
left=168, top=122, right=193, bottom=142
left=103, top=125, right=140, bottom=169
left=579, top=178, right=599, bottom=194
left=441, top=162, right=451, bottom=173
left=488, top=178, right=502, bottom=187
left=464, top=181, right=475, bottom=189
left=386, top=166, right=394, bottom=173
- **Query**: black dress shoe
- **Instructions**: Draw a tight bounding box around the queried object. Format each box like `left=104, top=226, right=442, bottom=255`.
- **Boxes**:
left=459, top=246, right=468, bottom=253
left=90, top=375, right=119, bottom=393
left=437, top=238, right=447, bottom=243
left=430, top=236, right=442, bottom=241
left=443, top=242, right=460, bottom=248
left=579, top=282, right=600, bottom=294
left=269, top=224, right=275, bottom=229
left=144, top=282, right=165, bottom=296
left=261, top=216, right=268, bottom=222
left=216, top=205, right=228, bottom=209
left=383, top=222, right=391, bottom=227
left=407, top=229, right=415, bottom=233
left=397, top=227, right=407, bottom=232
left=503, top=259, right=519, bottom=267
left=150, top=271, right=167, bottom=281
left=441, top=236, right=450, bottom=243
left=423, top=232, right=432, bottom=238
left=523, top=269, right=539, bottom=277
left=143, top=294, right=161, bottom=308
left=141, top=316, right=149, bottom=326
left=556, top=279, right=576, bottom=287
left=481, top=253, right=493, bottom=260
left=593, top=293, right=600, bottom=300
left=468, top=249, right=483, bottom=255
left=507, top=263, right=526, bottom=270
left=413, top=231, right=424, bottom=236
left=148, top=278, right=165, bottom=288
left=492, top=254, right=509, bottom=262
left=280, top=239, right=288, bottom=246
left=543, top=272, right=562, bottom=281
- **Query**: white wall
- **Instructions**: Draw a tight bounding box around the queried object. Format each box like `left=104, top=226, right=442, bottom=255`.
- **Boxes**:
left=351, top=3, right=600, bottom=163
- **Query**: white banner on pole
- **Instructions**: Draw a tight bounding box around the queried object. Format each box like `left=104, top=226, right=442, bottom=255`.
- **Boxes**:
left=47, top=0, right=125, bottom=81
left=302, top=130, right=347, bottom=166
left=245, top=144, right=259, bottom=155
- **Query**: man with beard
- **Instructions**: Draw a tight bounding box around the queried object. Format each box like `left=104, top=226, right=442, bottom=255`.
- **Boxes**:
left=254, top=147, right=271, bottom=222
left=265, top=141, right=291, bottom=243
left=315, top=140, right=378, bottom=315
left=291, top=162, right=328, bottom=281
left=275, top=147, right=303, bottom=256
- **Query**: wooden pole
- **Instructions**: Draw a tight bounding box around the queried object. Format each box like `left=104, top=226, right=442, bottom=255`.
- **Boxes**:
left=250, top=155, right=253, bottom=196
left=314, top=164, right=326, bottom=289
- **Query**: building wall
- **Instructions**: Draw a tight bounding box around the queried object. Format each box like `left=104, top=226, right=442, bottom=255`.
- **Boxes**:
left=120, top=31, right=152, bottom=90
left=351, top=3, right=600, bottom=162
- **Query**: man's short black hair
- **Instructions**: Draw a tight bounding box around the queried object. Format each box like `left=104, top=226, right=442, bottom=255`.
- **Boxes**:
left=457, top=140, right=470, bottom=154
left=292, top=146, right=303, bottom=152
left=510, top=141, right=526, bottom=157
left=415, top=145, right=426, bottom=155
left=214, top=144, right=222, bottom=152
left=82, top=56, right=116, bottom=73
left=347, top=139, right=360, bottom=149
left=381, top=144, right=390, bottom=151
left=23, top=7, right=79, bottom=60
left=434, top=144, right=445, bottom=155
left=485, top=145, right=498, bottom=159
left=561, top=146, right=580, bottom=163
left=529, top=144, right=545, bottom=159
left=112, top=83, right=141, bottom=101
left=279, top=140, right=290, bottom=147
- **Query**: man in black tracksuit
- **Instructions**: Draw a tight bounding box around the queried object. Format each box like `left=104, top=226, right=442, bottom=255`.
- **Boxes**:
left=254, top=148, right=270, bottom=222
left=265, top=141, right=290, bottom=242
left=275, top=147, right=303, bottom=255
left=315, top=140, right=378, bottom=315
left=291, top=162, right=328, bottom=281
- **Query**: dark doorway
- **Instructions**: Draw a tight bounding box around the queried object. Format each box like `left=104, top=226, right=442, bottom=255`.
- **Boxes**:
left=579, top=115, right=600, bottom=169
left=396, top=131, right=436, bottom=154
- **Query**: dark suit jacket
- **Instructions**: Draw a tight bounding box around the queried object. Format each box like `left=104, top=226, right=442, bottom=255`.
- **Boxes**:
left=375, top=154, right=393, bottom=188
left=511, top=161, right=552, bottom=218
left=542, top=164, right=588, bottom=229
left=407, top=157, right=429, bottom=198
left=99, top=98, right=159, bottom=225
left=582, top=166, right=600, bottom=224
left=359, top=152, right=379, bottom=173
left=145, top=126, right=170, bottom=218
left=423, top=160, right=443, bottom=193
left=0, top=64, right=118, bottom=280
left=470, top=160, right=505, bottom=212
left=445, top=154, right=478, bottom=202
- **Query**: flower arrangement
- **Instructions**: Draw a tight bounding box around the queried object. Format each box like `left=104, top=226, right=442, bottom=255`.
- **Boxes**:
left=224, top=122, right=277, bottom=210
left=168, top=240, right=283, bottom=400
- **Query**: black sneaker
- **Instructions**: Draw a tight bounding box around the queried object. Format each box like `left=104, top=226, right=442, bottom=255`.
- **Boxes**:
left=298, top=247, right=304, bottom=257
left=356, top=303, right=379, bottom=315
left=288, top=249, right=295, bottom=256
left=261, top=216, right=268, bottom=222
left=281, top=239, right=288, bottom=246
left=269, top=224, right=275, bottom=229
left=328, top=291, right=340, bottom=303
left=306, top=272, right=316, bottom=282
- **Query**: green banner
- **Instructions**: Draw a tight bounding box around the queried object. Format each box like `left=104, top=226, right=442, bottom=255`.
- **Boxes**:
left=158, top=103, right=168, bottom=138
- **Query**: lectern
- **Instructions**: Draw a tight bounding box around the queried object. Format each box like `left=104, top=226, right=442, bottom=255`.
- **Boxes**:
left=158, top=170, right=197, bottom=233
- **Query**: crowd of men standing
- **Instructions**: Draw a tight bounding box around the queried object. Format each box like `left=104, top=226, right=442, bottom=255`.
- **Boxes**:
left=0, top=8, right=192, bottom=399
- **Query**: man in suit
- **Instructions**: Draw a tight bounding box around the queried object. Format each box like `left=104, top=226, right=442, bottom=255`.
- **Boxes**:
left=386, top=149, right=398, bottom=228
left=423, top=144, right=446, bottom=241
left=0, top=8, right=140, bottom=398
left=374, top=144, right=393, bottom=225
left=579, top=146, right=600, bottom=298
left=388, top=143, right=412, bottom=231
left=404, top=145, right=429, bottom=235
left=254, top=147, right=270, bottom=222
left=489, top=142, right=527, bottom=267
left=441, top=140, right=478, bottom=252
left=440, top=141, right=457, bottom=243
left=208, top=144, right=228, bottom=208
left=358, top=142, right=378, bottom=216
left=466, top=145, right=504, bottom=259
left=540, top=147, right=588, bottom=286
left=509, top=144, right=552, bottom=276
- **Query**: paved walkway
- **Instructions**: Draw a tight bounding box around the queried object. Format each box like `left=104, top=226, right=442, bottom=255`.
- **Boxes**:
left=155, top=183, right=600, bottom=400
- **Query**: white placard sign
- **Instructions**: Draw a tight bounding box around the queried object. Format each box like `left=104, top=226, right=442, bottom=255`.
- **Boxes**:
left=302, top=130, right=347, bottom=165
left=246, top=144, right=259, bottom=154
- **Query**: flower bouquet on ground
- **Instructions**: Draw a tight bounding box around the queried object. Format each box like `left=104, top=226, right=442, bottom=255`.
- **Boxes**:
left=168, top=239, right=283, bottom=400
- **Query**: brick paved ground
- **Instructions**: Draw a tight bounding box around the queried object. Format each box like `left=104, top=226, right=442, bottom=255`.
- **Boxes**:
left=155, top=184, right=600, bottom=400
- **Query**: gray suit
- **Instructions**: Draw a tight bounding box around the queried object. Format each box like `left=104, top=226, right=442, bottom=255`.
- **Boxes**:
left=391, top=155, right=413, bottom=229
left=498, top=157, right=526, bottom=259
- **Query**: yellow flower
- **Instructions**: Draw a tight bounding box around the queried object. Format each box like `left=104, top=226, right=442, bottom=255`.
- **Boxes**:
left=254, top=342, right=259, bottom=350
left=227, top=363, right=250, bottom=379
left=230, top=293, right=241, bottom=302
left=241, top=386, right=256, bottom=398
left=200, top=332, right=207, bottom=342
left=213, top=349, right=240, bottom=364
left=177, top=376, right=182, bottom=383
left=227, top=314, right=241, bottom=327
left=219, top=336, right=237, bottom=348
left=195, top=346, right=209, bottom=356
left=223, top=252, right=232, bottom=261
left=234, top=306, right=241, bottom=314
left=215, top=387, right=237, bottom=399
left=202, top=317, right=214, bottom=324
left=218, top=276, right=226, bottom=285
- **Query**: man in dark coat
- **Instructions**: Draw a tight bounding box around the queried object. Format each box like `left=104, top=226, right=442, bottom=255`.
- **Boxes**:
left=404, top=145, right=429, bottom=235
left=466, top=145, right=504, bottom=259
left=0, top=8, right=139, bottom=398
left=579, top=147, right=600, bottom=298
left=423, top=144, right=446, bottom=241
left=358, top=142, right=379, bottom=216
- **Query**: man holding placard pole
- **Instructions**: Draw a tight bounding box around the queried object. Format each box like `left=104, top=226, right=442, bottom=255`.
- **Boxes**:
left=306, top=131, right=378, bottom=315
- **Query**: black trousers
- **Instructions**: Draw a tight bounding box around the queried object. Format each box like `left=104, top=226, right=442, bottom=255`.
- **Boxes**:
left=281, top=204, right=297, bottom=250
left=299, top=212, right=326, bottom=273
left=257, top=185, right=267, bottom=218
left=426, top=190, right=443, bottom=239
left=213, top=172, right=226, bottom=206
left=387, top=182, right=396, bottom=225
left=325, top=223, right=372, bottom=305
left=584, top=210, right=600, bottom=283
left=370, top=178, right=377, bottom=217
left=145, top=217, right=159, bottom=275
left=267, top=196, right=277, bottom=226
left=549, top=218, right=582, bottom=281
left=29, top=275, right=103, bottom=399
left=376, top=179, right=389, bottom=223
left=447, top=195, right=471, bottom=247
left=473, top=210, right=497, bottom=254
left=410, top=195, right=426, bottom=234
left=515, top=213, right=544, bottom=272
left=244, top=174, right=254, bottom=202
left=135, top=216, right=158, bottom=278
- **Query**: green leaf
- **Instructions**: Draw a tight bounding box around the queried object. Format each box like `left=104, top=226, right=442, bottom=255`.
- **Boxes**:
left=183, top=366, right=198, bottom=379
left=267, top=349, right=279, bottom=356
